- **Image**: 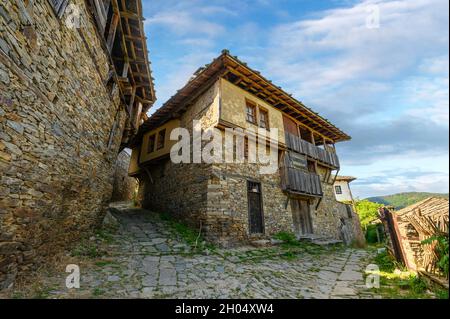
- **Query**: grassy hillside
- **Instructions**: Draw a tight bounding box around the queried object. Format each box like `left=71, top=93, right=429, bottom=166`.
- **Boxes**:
left=366, top=192, right=449, bottom=209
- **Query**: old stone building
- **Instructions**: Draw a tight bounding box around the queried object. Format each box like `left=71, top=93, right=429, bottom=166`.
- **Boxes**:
left=0, top=0, right=155, bottom=289
left=333, top=176, right=356, bottom=203
left=130, top=51, right=364, bottom=247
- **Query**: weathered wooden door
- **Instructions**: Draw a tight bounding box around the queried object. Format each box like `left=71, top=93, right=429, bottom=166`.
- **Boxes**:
left=247, top=181, right=264, bottom=234
left=291, top=199, right=313, bottom=235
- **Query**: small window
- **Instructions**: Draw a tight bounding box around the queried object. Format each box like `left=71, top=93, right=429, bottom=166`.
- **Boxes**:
left=156, top=129, right=166, bottom=150
left=259, top=108, right=269, bottom=129
left=345, top=205, right=353, bottom=218
left=335, top=185, right=342, bottom=195
left=246, top=101, right=257, bottom=124
left=148, top=134, right=156, bottom=153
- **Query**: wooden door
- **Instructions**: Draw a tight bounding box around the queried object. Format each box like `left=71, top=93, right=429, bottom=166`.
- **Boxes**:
left=247, top=181, right=264, bottom=234
left=291, top=199, right=313, bottom=235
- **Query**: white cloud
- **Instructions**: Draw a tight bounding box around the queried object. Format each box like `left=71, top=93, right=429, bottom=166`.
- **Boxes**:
left=145, top=11, right=225, bottom=37
left=405, top=76, right=449, bottom=125
left=265, top=0, right=449, bottom=95
left=147, top=51, right=217, bottom=115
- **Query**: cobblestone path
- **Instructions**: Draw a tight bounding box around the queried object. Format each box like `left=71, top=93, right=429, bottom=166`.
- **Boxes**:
left=5, top=204, right=380, bottom=299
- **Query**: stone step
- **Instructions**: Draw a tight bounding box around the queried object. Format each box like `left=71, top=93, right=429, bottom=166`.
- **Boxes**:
left=297, top=234, right=343, bottom=246
left=312, top=239, right=343, bottom=246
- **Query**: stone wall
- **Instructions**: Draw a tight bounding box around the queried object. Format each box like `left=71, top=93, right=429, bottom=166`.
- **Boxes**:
left=138, top=80, right=221, bottom=229
left=0, top=0, right=126, bottom=289
left=111, top=150, right=138, bottom=202
left=312, top=166, right=364, bottom=244
left=204, top=162, right=294, bottom=246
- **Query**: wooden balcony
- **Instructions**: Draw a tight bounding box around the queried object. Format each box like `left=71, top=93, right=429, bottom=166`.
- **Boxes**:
left=285, top=132, right=340, bottom=169
left=280, top=166, right=323, bottom=197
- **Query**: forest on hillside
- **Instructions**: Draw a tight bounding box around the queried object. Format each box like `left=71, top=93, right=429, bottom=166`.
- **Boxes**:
left=366, top=192, right=449, bottom=210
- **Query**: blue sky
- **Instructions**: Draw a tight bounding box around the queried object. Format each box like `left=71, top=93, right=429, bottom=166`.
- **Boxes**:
left=141, top=0, right=449, bottom=198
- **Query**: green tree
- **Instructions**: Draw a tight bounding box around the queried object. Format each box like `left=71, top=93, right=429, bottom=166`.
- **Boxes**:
left=355, top=199, right=383, bottom=229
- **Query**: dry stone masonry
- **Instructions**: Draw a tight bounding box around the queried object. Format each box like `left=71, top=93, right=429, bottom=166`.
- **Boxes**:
left=0, top=0, right=150, bottom=289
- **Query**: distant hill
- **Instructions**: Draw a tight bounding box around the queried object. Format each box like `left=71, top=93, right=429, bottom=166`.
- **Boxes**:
left=366, top=192, right=449, bottom=210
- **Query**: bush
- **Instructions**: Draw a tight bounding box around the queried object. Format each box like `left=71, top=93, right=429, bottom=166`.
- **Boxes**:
left=422, top=235, right=449, bottom=277
left=374, top=250, right=396, bottom=272
left=366, top=224, right=380, bottom=244
left=273, top=231, right=297, bottom=245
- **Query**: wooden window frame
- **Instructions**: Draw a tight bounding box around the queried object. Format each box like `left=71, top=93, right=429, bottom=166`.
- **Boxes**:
left=335, top=185, right=342, bottom=195
left=156, top=129, right=166, bottom=150
left=245, top=99, right=271, bottom=130
left=245, top=100, right=257, bottom=124
left=258, top=107, right=269, bottom=130
left=147, top=134, right=156, bottom=154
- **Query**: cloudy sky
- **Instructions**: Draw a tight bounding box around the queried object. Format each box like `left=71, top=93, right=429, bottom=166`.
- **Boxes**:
left=141, top=0, right=449, bottom=198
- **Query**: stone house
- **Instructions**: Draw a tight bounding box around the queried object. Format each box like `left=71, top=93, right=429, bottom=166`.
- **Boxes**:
left=0, top=0, right=155, bottom=289
left=333, top=176, right=356, bottom=203
left=129, top=51, right=364, bottom=247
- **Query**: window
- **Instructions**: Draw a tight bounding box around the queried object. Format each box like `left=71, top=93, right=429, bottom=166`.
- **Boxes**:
left=148, top=134, right=156, bottom=153
left=345, top=205, right=353, bottom=218
left=246, top=101, right=257, bottom=124
left=156, top=129, right=166, bottom=150
left=307, top=160, right=316, bottom=173
left=259, top=108, right=269, bottom=129
left=335, top=185, right=342, bottom=195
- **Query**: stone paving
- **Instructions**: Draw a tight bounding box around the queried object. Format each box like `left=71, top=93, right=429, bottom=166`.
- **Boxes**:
left=5, top=204, right=380, bottom=299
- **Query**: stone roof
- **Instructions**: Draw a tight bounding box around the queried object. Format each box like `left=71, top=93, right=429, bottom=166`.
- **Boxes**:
left=335, top=176, right=357, bottom=182
left=136, top=50, right=351, bottom=144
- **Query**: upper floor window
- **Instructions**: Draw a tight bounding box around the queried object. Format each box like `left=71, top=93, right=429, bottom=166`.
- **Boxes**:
left=157, top=129, right=166, bottom=150
left=335, top=185, right=342, bottom=195
left=148, top=134, right=156, bottom=153
left=259, top=109, right=269, bottom=130
left=246, top=101, right=257, bottom=124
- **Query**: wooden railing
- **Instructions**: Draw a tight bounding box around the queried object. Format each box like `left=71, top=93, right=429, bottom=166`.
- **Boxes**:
left=285, top=132, right=340, bottom=169
left=280, top=166, right=323, bottom=197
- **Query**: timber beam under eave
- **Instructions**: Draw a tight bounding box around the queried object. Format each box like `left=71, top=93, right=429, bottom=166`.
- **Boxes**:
left=86, top=0, right=156, bottom=149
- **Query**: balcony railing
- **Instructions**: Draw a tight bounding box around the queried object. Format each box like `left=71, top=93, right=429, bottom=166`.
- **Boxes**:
left=285, top=132, right=340, bottom=169
left=280, top=166, right=323, bottom=197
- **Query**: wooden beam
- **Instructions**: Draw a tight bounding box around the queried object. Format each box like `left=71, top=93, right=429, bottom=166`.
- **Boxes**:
left=128, top=85, right=136, bottom=115
left=122, top=60, right=129, bottom=78
left=93, top=0, right=107, bottom=32
left=106, top=13, right=119, bottom=52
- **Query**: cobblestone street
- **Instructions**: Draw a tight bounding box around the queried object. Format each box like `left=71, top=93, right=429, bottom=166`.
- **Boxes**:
left=6, top=204, right=379, bottom=299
